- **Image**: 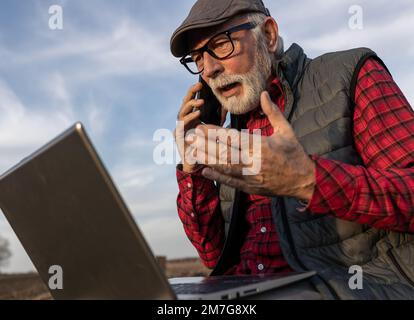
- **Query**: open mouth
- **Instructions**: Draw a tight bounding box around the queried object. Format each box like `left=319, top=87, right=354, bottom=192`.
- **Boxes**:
left=218, top=82, right=241, bottom=97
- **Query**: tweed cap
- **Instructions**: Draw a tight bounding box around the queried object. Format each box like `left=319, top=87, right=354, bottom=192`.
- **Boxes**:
left=170, top=0, right=270, bottom=57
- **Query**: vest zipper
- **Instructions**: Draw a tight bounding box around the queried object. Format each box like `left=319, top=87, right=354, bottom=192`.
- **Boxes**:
left=387, top=250, right=414, bottom=287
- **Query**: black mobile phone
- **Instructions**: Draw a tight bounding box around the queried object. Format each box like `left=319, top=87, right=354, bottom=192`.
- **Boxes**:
left=195, top=76, right=222, bottom=126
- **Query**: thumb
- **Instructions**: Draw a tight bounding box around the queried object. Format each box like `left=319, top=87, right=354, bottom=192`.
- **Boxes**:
left=260, top=91, right=288, bottom=131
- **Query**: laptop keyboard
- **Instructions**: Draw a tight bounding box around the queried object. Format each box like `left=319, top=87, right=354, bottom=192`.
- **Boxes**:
left=171, top=274, right=288, bottom=295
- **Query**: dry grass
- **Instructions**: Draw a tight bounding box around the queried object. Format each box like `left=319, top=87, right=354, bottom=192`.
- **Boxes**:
left=0, top=273, right=50, bottom=300
left=166, top=258, right=210, bottom=278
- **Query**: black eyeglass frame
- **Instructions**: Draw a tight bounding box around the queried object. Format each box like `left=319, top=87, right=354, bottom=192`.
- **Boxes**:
left=179, top=21, right=258, bottom=75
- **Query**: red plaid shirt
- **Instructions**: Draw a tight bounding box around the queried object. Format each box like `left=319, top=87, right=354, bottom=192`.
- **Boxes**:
left=176, top=58, right=414, bottom=274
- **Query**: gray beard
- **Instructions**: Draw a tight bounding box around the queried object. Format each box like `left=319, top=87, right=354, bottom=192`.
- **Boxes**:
left=209, top=47, right=273, bottom=115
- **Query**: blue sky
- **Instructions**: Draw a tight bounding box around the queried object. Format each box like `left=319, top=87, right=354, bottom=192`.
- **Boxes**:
left=0, top=0, right=413, bottom=273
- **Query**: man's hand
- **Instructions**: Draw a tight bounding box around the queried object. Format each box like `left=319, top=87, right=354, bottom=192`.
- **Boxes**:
left=174, top=83, right=204, bottom=173
left=194, top=91, right=316, bottom=202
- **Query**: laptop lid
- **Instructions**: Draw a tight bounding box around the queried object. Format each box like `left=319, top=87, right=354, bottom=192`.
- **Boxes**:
left=0, top=123, right=175, bottom=300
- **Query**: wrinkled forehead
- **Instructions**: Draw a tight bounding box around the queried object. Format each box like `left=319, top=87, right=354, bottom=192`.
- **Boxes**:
left=187, top=15, right=249, bottom=52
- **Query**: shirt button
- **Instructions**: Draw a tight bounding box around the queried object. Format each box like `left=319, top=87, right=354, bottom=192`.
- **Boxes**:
left=187, top=183, right=192, bottom=189
left=190, top=213, right=195, bottom=218
left=260, top=227, right=267, bottom=234
left=258, top=264, right=264, bottom=271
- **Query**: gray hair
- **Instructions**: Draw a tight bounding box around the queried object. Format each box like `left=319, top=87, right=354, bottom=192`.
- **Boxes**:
left=247, top=12, right=284, bottom=60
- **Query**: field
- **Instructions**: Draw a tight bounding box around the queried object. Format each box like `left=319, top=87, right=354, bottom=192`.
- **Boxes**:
left=0, top=257, right=210, bottom=300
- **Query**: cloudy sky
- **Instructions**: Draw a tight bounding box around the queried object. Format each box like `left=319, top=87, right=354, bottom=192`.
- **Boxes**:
left=0, top=0, right=413, bottom=273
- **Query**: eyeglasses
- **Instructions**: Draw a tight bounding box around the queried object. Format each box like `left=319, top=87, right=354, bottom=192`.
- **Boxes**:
left=180, top=22, right=258, bottom=75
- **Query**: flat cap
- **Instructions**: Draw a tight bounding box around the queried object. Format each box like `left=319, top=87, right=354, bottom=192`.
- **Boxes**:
left=170, top=0, right=270, bottom=57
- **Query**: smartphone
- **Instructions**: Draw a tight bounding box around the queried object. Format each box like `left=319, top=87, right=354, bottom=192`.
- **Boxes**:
left=195, top=76, right=222, bottom=126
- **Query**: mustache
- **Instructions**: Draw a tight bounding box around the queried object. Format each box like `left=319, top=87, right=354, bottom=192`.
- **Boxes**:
left=208, top=74, right=246, bottom=91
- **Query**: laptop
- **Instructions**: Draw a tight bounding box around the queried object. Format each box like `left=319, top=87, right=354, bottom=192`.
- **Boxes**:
left=0, top=123, right=316, bottom=300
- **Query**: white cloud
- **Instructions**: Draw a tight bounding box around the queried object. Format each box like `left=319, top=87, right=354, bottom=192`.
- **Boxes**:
left=268, top=0, right=343, bottom=25
left=300, top=10, right=414, bottom=55
left=1, top=18, right=177, bottom=80
left=85, top=95, right=109, bottom=138
left=111, top=155, right=179, bottom=219
left=112, top=163, right=157, bottom=191
left=120, top=135, right=156, bottom=152
left=92, top=20, right=176, bottom=76
left=0, top=79, right=74, bottom=173
left=0, top=72, right=110, bottom=170
left=42, top=72, right=74, bottom=120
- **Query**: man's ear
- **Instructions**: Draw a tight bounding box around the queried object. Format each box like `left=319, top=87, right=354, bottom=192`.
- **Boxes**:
left=262, top=17, right=279, bottom=53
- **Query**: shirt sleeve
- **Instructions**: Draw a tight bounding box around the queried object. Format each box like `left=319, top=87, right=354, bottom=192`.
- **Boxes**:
left=308, top=58, right=414, bottom=233
left=176, top=165, right=225, bottom=268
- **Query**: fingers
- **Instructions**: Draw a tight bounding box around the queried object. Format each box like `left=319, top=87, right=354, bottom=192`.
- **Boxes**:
left=182, top=82, right=202, bottom=105
left=175, top=83, right=205, bottom=140
left=202, top=167, right=246, bottom=190
left=260, top=91, right=288, bottom=133
left=174, top=112, right=201, bottom=141
left=193, top=139, right=240, bottom=167
left=178, top=98, right=204, bottom=121
left=177, top=83, right=205, bottom=132
left=174, top=83, right=204, bottom=169
left=196, top=125, right=259, bottom=153
left=196, top=125, right=241, bottom=149
left=193, top=125, right=262, bottom=172
left=178, top=82, right=203, bottom=120
left=209, top=164, right=244, bottom=177
left=183, top=111, right=201, bottom=132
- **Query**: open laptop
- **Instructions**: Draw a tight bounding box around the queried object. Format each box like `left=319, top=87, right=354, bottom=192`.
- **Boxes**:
left=0, top=123, right=316, bottom=300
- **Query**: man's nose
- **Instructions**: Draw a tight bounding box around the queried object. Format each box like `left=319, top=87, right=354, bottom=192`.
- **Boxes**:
left=202, top=52, right=223, bottom=79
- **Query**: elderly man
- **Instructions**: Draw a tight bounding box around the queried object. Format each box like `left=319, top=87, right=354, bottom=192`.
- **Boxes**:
left=171, top=0, right=414, bottom=299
